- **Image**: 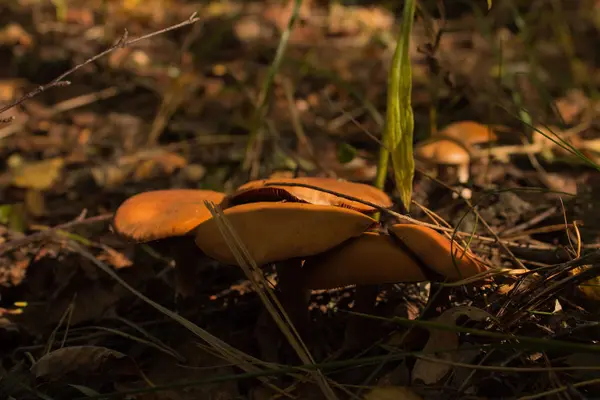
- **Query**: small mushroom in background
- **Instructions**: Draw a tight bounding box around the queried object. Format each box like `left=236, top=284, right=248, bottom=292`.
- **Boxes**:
left=112, top=189, right=227, bottom=298
left=415, top=138, right=472, bottom=197
left=416, top=121, right=498, bottom=199
left=436, top=120, right=498, bottom=147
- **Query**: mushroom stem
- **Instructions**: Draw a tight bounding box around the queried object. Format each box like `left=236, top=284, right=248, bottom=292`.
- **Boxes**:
left=343, top=284, right=381, bottom=350
left=275, top=259, right=311, bottom=339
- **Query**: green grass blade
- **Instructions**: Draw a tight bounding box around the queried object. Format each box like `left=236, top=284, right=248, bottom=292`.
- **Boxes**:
left=380, top=0, right=416, bottom=212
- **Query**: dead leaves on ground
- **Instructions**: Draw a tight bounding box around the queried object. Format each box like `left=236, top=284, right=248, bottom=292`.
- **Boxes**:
left=411, top=306, right=493, bottom=385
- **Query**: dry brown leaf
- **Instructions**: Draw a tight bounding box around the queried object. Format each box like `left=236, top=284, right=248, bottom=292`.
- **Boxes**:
left=363, top=386, right=423, bottom=400
left=132, top=151, right=187, bottom=181
left=411, top=306, right=493, bottom=385
left=31, top=345, right=128, bottom=381
left=11, top=157, right=64, bottom=190
left=97, top=247, right=134, bottom=269
left=91, top=164, right=132, bottom=188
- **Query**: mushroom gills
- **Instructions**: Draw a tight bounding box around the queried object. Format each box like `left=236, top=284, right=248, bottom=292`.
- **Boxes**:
left=225, top=176, right=393, bottom=213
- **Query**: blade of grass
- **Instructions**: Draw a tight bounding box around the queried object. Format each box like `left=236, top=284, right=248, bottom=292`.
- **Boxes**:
left=242, top=0, right=303, bottom=179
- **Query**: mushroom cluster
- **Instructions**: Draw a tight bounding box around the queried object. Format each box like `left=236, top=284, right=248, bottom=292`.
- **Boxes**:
left=113, top=177, right=489, bottom=337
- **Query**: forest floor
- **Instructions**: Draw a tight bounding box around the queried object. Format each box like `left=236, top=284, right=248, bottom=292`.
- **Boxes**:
left=1, top=0, right=600, bottom=399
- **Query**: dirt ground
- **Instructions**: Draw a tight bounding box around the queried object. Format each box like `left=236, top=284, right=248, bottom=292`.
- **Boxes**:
left=0, top=0, right=600, bottom=399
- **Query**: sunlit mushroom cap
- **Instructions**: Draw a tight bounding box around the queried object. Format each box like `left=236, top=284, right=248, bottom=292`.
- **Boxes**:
left=303, top=232, right=428, bottom=289
left=389, top=224, right=487, bottom=280
left=194, top=202, right=376, bottom=266
left=223, top=177, right=392, bottom=213
left=113, top=189, right=226, bottom=242
left=415, top=139, right=470, bottom=165
left=438, top=121, right=497, bottom=146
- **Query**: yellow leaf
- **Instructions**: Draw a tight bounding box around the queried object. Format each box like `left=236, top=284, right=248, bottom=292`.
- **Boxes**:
left=11, top=157, right=64, bottom=190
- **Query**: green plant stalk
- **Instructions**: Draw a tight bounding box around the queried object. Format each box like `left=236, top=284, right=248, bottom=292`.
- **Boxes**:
left=242, top=0, right=302, bottom=177
left=375, top=0, right=416, bottom=214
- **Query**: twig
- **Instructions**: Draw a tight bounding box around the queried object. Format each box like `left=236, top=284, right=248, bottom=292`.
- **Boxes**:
left=0, top=13, right=200, bottom=120
left=0, top=86, right=125, bottom=140
left=0, top=213, right=112, bottom=256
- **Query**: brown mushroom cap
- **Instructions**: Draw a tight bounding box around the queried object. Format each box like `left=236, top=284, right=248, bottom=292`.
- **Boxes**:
left=389, top=224, right=487, bottom=280
left=113, top=189, right=226, bottom=242
left=415, top=139, right=470, bottom=165
left=223, top=177, right=392, bottom=213
left=194, top=202, right=376, bottom=266
left=438, top=121, right=497, bottom=146
left=303, top=232, right=428, bottom=289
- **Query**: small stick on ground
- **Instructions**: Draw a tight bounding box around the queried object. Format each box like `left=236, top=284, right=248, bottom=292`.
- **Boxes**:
left=0, top=13, right=201, bottom=122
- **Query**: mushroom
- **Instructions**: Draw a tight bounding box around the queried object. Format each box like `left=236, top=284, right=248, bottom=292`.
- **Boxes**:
left=113, top=189, right=226, bottom=242
left=436, top=121, right=498, bottom=147
left=301, top=223, right=488, bottom=348
left=415, top=139, right=471, bottom=192
left=222, top=176, right=393, bottom=214
left=303, top=231, right=428, bottom=289
left=417, top=122, right=498, bottom=198
left=194, top=201, right=375, bottom=265
left=388, top=223, right=487, bottom=280
left=303, top=224, right=487, bottom=289
left=193, top=201, right=376, bottom=341
left=112, top=189, right=226, bottom=298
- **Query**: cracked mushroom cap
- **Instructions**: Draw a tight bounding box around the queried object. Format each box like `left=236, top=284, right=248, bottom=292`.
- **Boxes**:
left=438, top=121, right=497, bottom=146
left=113, top=189, right=226, bottom=242
left=415, top=139, right=470, bottom=166
left=303, top=232, right=428, bottom=289
left=194, top=201, right=376, bottom=266
left=222, top=177, right=392, bottom=213
left=389, top=224, right=487, bottom=280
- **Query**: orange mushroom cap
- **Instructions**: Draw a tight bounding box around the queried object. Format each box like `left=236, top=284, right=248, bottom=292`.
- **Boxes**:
left=113, top=189, right=226, bottom=242
left=303, top=232, right=428, bottom=289
left=389, top=224, right=487, bottom=280
left=223, top=177, right=392, bottom=213
left=194, top=202, right=376, bottom=266
left=415, top=139, right=470, bottom=165
left=438, top=121, right=498, bottom=146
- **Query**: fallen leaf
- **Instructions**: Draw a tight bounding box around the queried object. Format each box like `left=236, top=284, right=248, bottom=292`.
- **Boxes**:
left=132, top=150, right=186, bottom=180
left=564, top=353, right=600, bottom=380
left=363, top=386, right=423, bottom=400
left=11, top=157, right=64, bottom=190
left=97, top=247, right=134, bottom=269
left=411, top=306, right=494, bottom=385
left=31, top=345, right=129, bottom=381
left=91, top=165, right=127, bottom=188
